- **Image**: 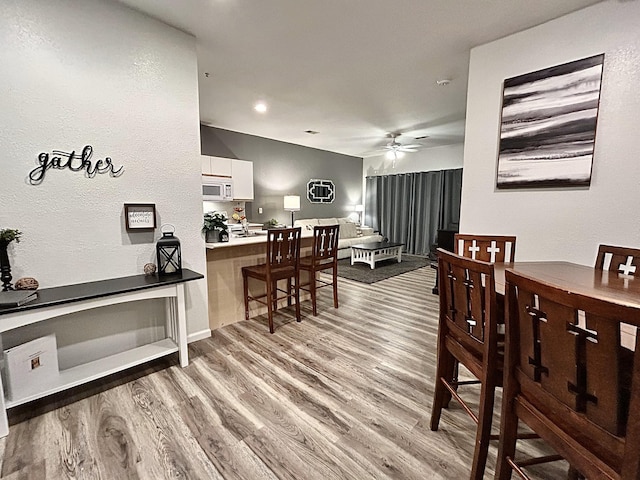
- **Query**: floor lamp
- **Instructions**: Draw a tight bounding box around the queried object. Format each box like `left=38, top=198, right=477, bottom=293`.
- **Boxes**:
left=284, top=195, right=300, bottom=227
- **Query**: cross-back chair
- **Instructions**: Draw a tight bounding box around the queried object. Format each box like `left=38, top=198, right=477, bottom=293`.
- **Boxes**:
left=496, top=269, right=640, bottom=480
left=595, top=244, right=640, bottom=276
left=299, top=224, right=340, bottom=316
left=430, top=248, right=502, bottom=480
left=455, top=234, right=517, bottom=263
left=242, top=227, right=301, bottom=333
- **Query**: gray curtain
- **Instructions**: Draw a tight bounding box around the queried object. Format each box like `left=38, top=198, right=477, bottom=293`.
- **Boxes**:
left=365, top=168, right=462, bottom=255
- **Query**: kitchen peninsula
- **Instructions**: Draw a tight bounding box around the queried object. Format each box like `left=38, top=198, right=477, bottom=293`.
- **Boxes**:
left=205, top=232, right=313, bottom=330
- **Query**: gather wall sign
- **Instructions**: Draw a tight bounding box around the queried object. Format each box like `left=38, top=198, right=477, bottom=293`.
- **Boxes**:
left=28, top=145, right=124, bottom=185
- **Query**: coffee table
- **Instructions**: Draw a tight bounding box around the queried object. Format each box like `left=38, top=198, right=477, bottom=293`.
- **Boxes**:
left=351, top=242, right=404, bottom=269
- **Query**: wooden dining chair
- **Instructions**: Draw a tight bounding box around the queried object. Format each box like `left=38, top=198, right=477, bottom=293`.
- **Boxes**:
left=242, top=227, right=302, bottom=333
left=430, top=248, right=502, bottom=480
left=595, top=244, right=640, bottom=276
left=455, top=234, right=517, bottom=263
left=299, top=224, right=340, bottom=316
left=496, top=269, right=640, bottom=480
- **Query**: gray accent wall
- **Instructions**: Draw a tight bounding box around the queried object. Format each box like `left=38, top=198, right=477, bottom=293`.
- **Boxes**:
left=201, top=125, right=364, bottom=226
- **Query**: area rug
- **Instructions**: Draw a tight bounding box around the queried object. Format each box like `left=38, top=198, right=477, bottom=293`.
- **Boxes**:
left=335, top=254, right=430, bottom=284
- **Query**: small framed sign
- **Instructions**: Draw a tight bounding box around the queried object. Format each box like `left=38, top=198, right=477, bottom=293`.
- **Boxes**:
left=125, top=203, right=156, bottom=231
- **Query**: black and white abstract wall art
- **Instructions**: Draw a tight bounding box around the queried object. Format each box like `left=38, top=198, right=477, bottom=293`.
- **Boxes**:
left=496, top=54, right=604, bottom=189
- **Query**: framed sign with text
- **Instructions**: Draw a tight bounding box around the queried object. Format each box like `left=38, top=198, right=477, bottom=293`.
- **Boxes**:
left=125, top=203, right=156, bottom=231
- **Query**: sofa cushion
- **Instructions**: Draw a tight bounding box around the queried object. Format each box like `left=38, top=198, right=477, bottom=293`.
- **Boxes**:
left=339, top=222, right=359, bottom=239
left=318, top=217, right=338, bottom=225
left=338, top=234, right=385, bottom=249
left=294, top=218, right=319, bottom=231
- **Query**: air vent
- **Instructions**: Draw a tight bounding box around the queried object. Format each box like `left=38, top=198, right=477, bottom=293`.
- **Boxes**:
left=415, top=135, right=429, bottom=140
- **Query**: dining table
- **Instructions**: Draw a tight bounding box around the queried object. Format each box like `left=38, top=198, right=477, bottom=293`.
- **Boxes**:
left=492, top=261, right=640, bottom=348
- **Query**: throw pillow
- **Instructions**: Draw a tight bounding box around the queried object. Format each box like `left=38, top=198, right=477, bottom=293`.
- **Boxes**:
left=339, top=222, right=358, bottom=239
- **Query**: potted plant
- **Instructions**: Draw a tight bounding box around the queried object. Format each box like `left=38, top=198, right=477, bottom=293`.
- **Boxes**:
left=263, top=218, right=279, bottom=230
left=0, top=228, right=22, bottom=291
left=202, top=212, right=229, bottom=243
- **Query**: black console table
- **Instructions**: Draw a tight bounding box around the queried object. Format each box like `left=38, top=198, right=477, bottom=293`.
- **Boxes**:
left=0, top=269, right=203, bottom=437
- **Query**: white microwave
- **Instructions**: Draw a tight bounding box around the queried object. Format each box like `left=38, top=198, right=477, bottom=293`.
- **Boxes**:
left=202, top=175, right=233, bottom=201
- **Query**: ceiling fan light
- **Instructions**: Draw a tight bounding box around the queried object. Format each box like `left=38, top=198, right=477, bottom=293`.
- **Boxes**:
left=385, top=150, right=404, bottom=161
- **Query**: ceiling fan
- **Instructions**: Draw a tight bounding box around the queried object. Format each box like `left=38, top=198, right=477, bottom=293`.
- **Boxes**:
left=384, top=133, right=422, bottom=167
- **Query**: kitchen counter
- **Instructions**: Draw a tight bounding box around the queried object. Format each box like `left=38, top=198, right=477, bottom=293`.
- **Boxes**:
left=205, top=231, right=269, bottom=249
left=205, top=231, right=313, bottom=330
left=206, top=228, right=313, bottom=249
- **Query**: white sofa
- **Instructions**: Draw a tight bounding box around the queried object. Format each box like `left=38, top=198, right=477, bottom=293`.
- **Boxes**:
left=294, top=217, right=384, bottom=259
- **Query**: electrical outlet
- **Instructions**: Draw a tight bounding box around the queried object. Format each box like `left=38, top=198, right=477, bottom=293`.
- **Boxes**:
left=258, top=207, right=263, bottom=214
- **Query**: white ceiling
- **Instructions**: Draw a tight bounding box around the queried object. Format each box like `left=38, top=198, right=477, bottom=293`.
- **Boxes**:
left=117, top=0, right=603, bottom=157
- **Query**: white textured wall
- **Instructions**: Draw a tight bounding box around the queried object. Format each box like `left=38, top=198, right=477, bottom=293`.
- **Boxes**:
left=460, top=1, right=640, bottom=264
left=0, top=1, right=208, bottom=342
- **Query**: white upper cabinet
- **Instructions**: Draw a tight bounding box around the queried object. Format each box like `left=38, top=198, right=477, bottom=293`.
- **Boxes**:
left=201, top=155, right=232, bottom=177
left=201, top=155, right=254, bottom=200
left=232, top=159, right=254, bottom=200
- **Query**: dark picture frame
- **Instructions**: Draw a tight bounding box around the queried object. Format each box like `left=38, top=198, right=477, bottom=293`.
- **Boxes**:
left=124, top=203, right=156, bottom=231
left=496, top=54, right=604, bottom=189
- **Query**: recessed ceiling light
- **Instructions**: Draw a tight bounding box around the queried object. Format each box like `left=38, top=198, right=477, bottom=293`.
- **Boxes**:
left=305, top=130, right=319, bottom=135
left=254, top=102, right=267, bottom=113
left=436, top=79, right=451, bottom=86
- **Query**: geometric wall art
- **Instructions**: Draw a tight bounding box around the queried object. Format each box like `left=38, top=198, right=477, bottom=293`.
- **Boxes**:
left=307, top=179, right=335, bottom=203
left=496, top=54, right=604, bottom=189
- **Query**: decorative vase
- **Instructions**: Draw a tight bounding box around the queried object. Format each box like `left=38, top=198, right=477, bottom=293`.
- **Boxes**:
left=206, top=230, right=219, bottom=243
left=0, top=240, right=13, bottom=291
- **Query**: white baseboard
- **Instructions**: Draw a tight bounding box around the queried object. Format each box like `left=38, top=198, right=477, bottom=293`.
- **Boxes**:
left=187, top=329, right=211, bottom=344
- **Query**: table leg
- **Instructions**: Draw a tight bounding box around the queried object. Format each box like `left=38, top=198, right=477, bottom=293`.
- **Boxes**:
left=0, top=373, right=8, bottom=437
left=176, top=283, right=188, bottom=368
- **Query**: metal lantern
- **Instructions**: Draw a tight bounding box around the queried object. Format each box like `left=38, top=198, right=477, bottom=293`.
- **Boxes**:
left=156, top=224, right=182, bottom=276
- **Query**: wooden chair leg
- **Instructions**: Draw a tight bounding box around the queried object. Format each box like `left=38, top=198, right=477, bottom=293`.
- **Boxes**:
left=332, top=266, right=338, bottom=309
left=242, top=272, right=250, bottom=320
left=430, top=347, right=456, bottom=431
left=495, top=389, right=520, bottom=480
left=294, top=273, right=301, bottom=322
left=287, top=278, right=292, bottom=306
left=272, top=280, right=278, bottom=311
left=469, top=379, right=496, bottom=480
left=310, top=269, right=317, bottom=316
left=445, top=360, right=459, bottom=408
left=266, top=279, right=274, bottom=334
left=567, top=465, right=584, bottom=480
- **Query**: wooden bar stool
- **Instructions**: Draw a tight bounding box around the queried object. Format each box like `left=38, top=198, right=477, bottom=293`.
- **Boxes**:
left=430, top=248, right=502, bottom=480
left=299, top=224, right=340, bottom=316
left=242, top=227, right=301, bottom=333
left=595, top=244, right=640, bottom=275
left=496, top=269, right=640, bottom=479
left=455, top=234, right=517, bottom=263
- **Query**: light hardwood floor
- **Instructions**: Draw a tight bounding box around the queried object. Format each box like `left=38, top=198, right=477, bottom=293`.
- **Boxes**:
left=1, top=266, right=569, bottom=479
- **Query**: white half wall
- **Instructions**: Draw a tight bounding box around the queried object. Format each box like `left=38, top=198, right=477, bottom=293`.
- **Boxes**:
left=0, top=1, right=208, bottom=342
left=460, top=1, right=640, bottom=264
